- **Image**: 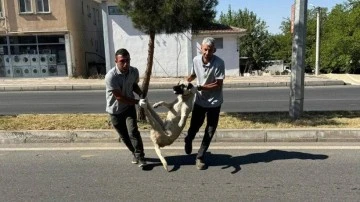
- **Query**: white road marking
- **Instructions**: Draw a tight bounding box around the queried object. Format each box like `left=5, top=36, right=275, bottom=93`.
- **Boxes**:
left=80, top=155, right=98, bottom=158
left=1, top=146, right=360, bottom=151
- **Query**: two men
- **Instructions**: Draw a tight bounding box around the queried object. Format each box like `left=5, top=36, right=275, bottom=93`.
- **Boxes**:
left=106, top=36, right=224, bottom=170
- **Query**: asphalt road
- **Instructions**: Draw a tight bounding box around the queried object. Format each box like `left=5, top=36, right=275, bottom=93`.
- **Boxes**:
left=0, top=142, right=359, bottom=201
left=0, top=86, right=360, bottom=114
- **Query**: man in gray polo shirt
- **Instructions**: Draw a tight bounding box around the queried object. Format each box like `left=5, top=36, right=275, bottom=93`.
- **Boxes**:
left=105, top=48, right=146, bottom=167
left=185, top=37, right=225, bottom=170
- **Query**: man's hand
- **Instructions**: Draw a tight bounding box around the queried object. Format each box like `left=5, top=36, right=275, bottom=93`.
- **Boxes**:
left=138, top=99, right=147, bottom=108
left=187, top=74, right=196, bottom=82
left=190, top=84, right=198, bottom=94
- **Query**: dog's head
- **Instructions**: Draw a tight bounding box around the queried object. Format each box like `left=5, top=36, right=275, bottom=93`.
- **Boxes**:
left=173, top=82, right=194, bottom=95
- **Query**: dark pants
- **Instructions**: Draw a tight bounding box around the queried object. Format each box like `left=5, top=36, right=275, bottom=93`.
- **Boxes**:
left=185, top=103, right=221, bottom=160
left=109, top=106, right=145, bottom=158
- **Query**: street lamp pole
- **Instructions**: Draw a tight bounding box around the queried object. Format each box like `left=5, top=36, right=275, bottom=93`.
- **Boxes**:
left=315, top=6, right=320, bottom=76
left=289, top=0, right=307, bottom=119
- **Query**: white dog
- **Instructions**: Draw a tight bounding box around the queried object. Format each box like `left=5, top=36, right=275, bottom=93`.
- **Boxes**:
left=139, top=83, right=196, bottom=171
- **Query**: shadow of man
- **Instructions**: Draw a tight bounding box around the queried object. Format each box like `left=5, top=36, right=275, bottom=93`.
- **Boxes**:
left=220, top=149, right=329, bottom=174
left=145, top=150, right=328, bottom=173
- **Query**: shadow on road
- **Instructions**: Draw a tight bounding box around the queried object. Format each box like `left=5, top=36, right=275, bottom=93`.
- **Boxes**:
left=144, top=150, right=328, bottom=174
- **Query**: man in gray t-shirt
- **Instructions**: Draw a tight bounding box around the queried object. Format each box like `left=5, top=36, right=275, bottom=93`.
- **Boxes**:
left=105, top=48, right=146, bottom=167
left=184, top=37, right=225, bottom=170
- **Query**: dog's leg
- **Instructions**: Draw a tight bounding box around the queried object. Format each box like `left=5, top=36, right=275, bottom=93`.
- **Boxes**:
left=153, top=99, right=178, bottom=115
left=143, top=101, right=165, bottom=131
left=178, top=103, right=192, bottom=128
left=152, top=101, right=165, bottom=108
left=154, top=143, right=168, bottom=171
left=153, top=100, right=175, bottom=109
left=178, top=115, right=187, bottom=128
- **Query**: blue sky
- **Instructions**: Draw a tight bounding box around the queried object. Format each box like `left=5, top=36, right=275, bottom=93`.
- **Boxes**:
left=216, top=0, right=347, bottom=34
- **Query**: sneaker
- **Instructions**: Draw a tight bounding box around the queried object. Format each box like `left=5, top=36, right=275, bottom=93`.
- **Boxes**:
left=184, top=139, right=192, bottom=155
left=196, top=159, right=206, bottom=170
left=131, top=155, right=138, bottom=164
left=138, top=156, right=147, bottom=167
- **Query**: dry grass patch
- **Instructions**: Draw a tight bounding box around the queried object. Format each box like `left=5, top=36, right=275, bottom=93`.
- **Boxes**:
left=221, top=112, right=360, bottom=129
left=0, top=114, right=110, bottom=130
left=0, top=111, right=360, bottom=130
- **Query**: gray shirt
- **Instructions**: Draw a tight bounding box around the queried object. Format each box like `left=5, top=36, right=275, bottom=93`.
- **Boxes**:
left=105, top=66, right=139, bottom=114
left=191, top=54, right=225, bottom=108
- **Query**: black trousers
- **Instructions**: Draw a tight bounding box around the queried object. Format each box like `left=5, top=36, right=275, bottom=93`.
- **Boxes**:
left=109, top=106, right=145, bottom=158
left=185, top=103, right=221, bottom=160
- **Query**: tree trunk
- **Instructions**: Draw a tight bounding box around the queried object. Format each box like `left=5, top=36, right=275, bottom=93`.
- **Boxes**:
left=138, top=32, right=155, bottom=121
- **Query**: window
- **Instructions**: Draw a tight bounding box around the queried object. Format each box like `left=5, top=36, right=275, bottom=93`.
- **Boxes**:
left=87, top=5, right=91, bottom=18
left=9, top=36, right=37, bottom=44
left=0, top=36, right=7, bottom=44
left=19, top=0, right=32, bottom=13
left=108, top=6, right=121, bottom=15
left=97, top=9, right=100, bottom=25
left=214, top=38, right=223, bottom=49
left=93, top=8, right=96, bottom=25
left=38, top=35, right=64, bottom=44
left=36, top=0, right=50, bottom=13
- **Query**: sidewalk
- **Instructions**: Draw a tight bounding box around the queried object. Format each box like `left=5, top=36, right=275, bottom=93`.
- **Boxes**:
left=0, top=74, right=351, bottom=91
left=323, top=73, right=360, bottom=85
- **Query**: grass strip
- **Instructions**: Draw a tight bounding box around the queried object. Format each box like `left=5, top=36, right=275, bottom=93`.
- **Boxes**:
left=1, top=111, right=360, bottom=130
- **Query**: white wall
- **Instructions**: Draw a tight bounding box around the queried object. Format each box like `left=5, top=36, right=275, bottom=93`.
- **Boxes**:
left=192, top=35, right=240, bottom=76
left=104, top=3, right=241, bottom=77
left=266, top=60, right=285, bottom=74
left=107, top=14, right=191, bottom=77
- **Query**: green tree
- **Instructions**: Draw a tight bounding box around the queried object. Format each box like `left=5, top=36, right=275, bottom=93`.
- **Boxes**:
left=218, top=7, right=272, bottom=72
left=269, top=7, right=328, bottom=73
left=117, top=0, right=218, bottom=120
left=268, top=0, right=360, bottom=74
left=269, top=20, right=293, bottom=64
left=321, top=1, right=360, bottom=73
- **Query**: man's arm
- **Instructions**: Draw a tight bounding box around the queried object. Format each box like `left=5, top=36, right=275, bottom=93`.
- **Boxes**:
left=200, top=79, right=223, bottom=91
left=133, top=83, right=143, bottom=97
left=187, top=75, right=223, bottom=91
left=200, top=61, right=225, bottom=91
left=112, top=89, right=139, bottom=105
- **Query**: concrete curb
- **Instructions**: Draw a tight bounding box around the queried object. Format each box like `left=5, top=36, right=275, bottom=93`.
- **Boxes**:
left=1, top=129, right=360, bottom=144
left=0, top=80, right=346, bottom=91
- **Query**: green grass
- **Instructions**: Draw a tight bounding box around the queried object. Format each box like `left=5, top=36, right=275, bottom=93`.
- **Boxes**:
left=1, top=111, right=360, bottom=130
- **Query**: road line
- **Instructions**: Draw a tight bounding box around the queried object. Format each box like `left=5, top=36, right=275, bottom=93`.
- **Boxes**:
left=1, top=146, right=360, bottom=151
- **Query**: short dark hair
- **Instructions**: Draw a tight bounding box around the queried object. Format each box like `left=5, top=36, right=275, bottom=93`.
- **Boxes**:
left=115, top=48, right=130, bottom=57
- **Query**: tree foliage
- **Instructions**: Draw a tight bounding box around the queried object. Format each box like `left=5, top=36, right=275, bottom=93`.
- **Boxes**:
left=117, top=0, right=218, bottom=120
left=270, top=0, right=360, bottom=74
left=118, top=0, right=217, bottom=34
left=321, top=1, right=360, bottom=73
left=269, top=20, right=293, bottom=64
left=218, top=7, right=272, bottom=71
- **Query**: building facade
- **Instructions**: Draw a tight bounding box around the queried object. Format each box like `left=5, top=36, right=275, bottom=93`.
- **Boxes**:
left=192, top=24, right=246, bottom=76
left=0, top=0, right=104, bottom=78
left=101, top=1, right=246, bottom=77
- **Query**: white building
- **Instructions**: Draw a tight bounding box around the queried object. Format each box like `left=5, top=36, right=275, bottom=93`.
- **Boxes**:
left=101, top=1, right=246, bottom=77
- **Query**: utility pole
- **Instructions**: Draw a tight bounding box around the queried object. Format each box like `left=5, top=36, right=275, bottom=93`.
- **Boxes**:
left=315, top=7, right=320, bottom=76
left=289, top=0, right=307, bottom=119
